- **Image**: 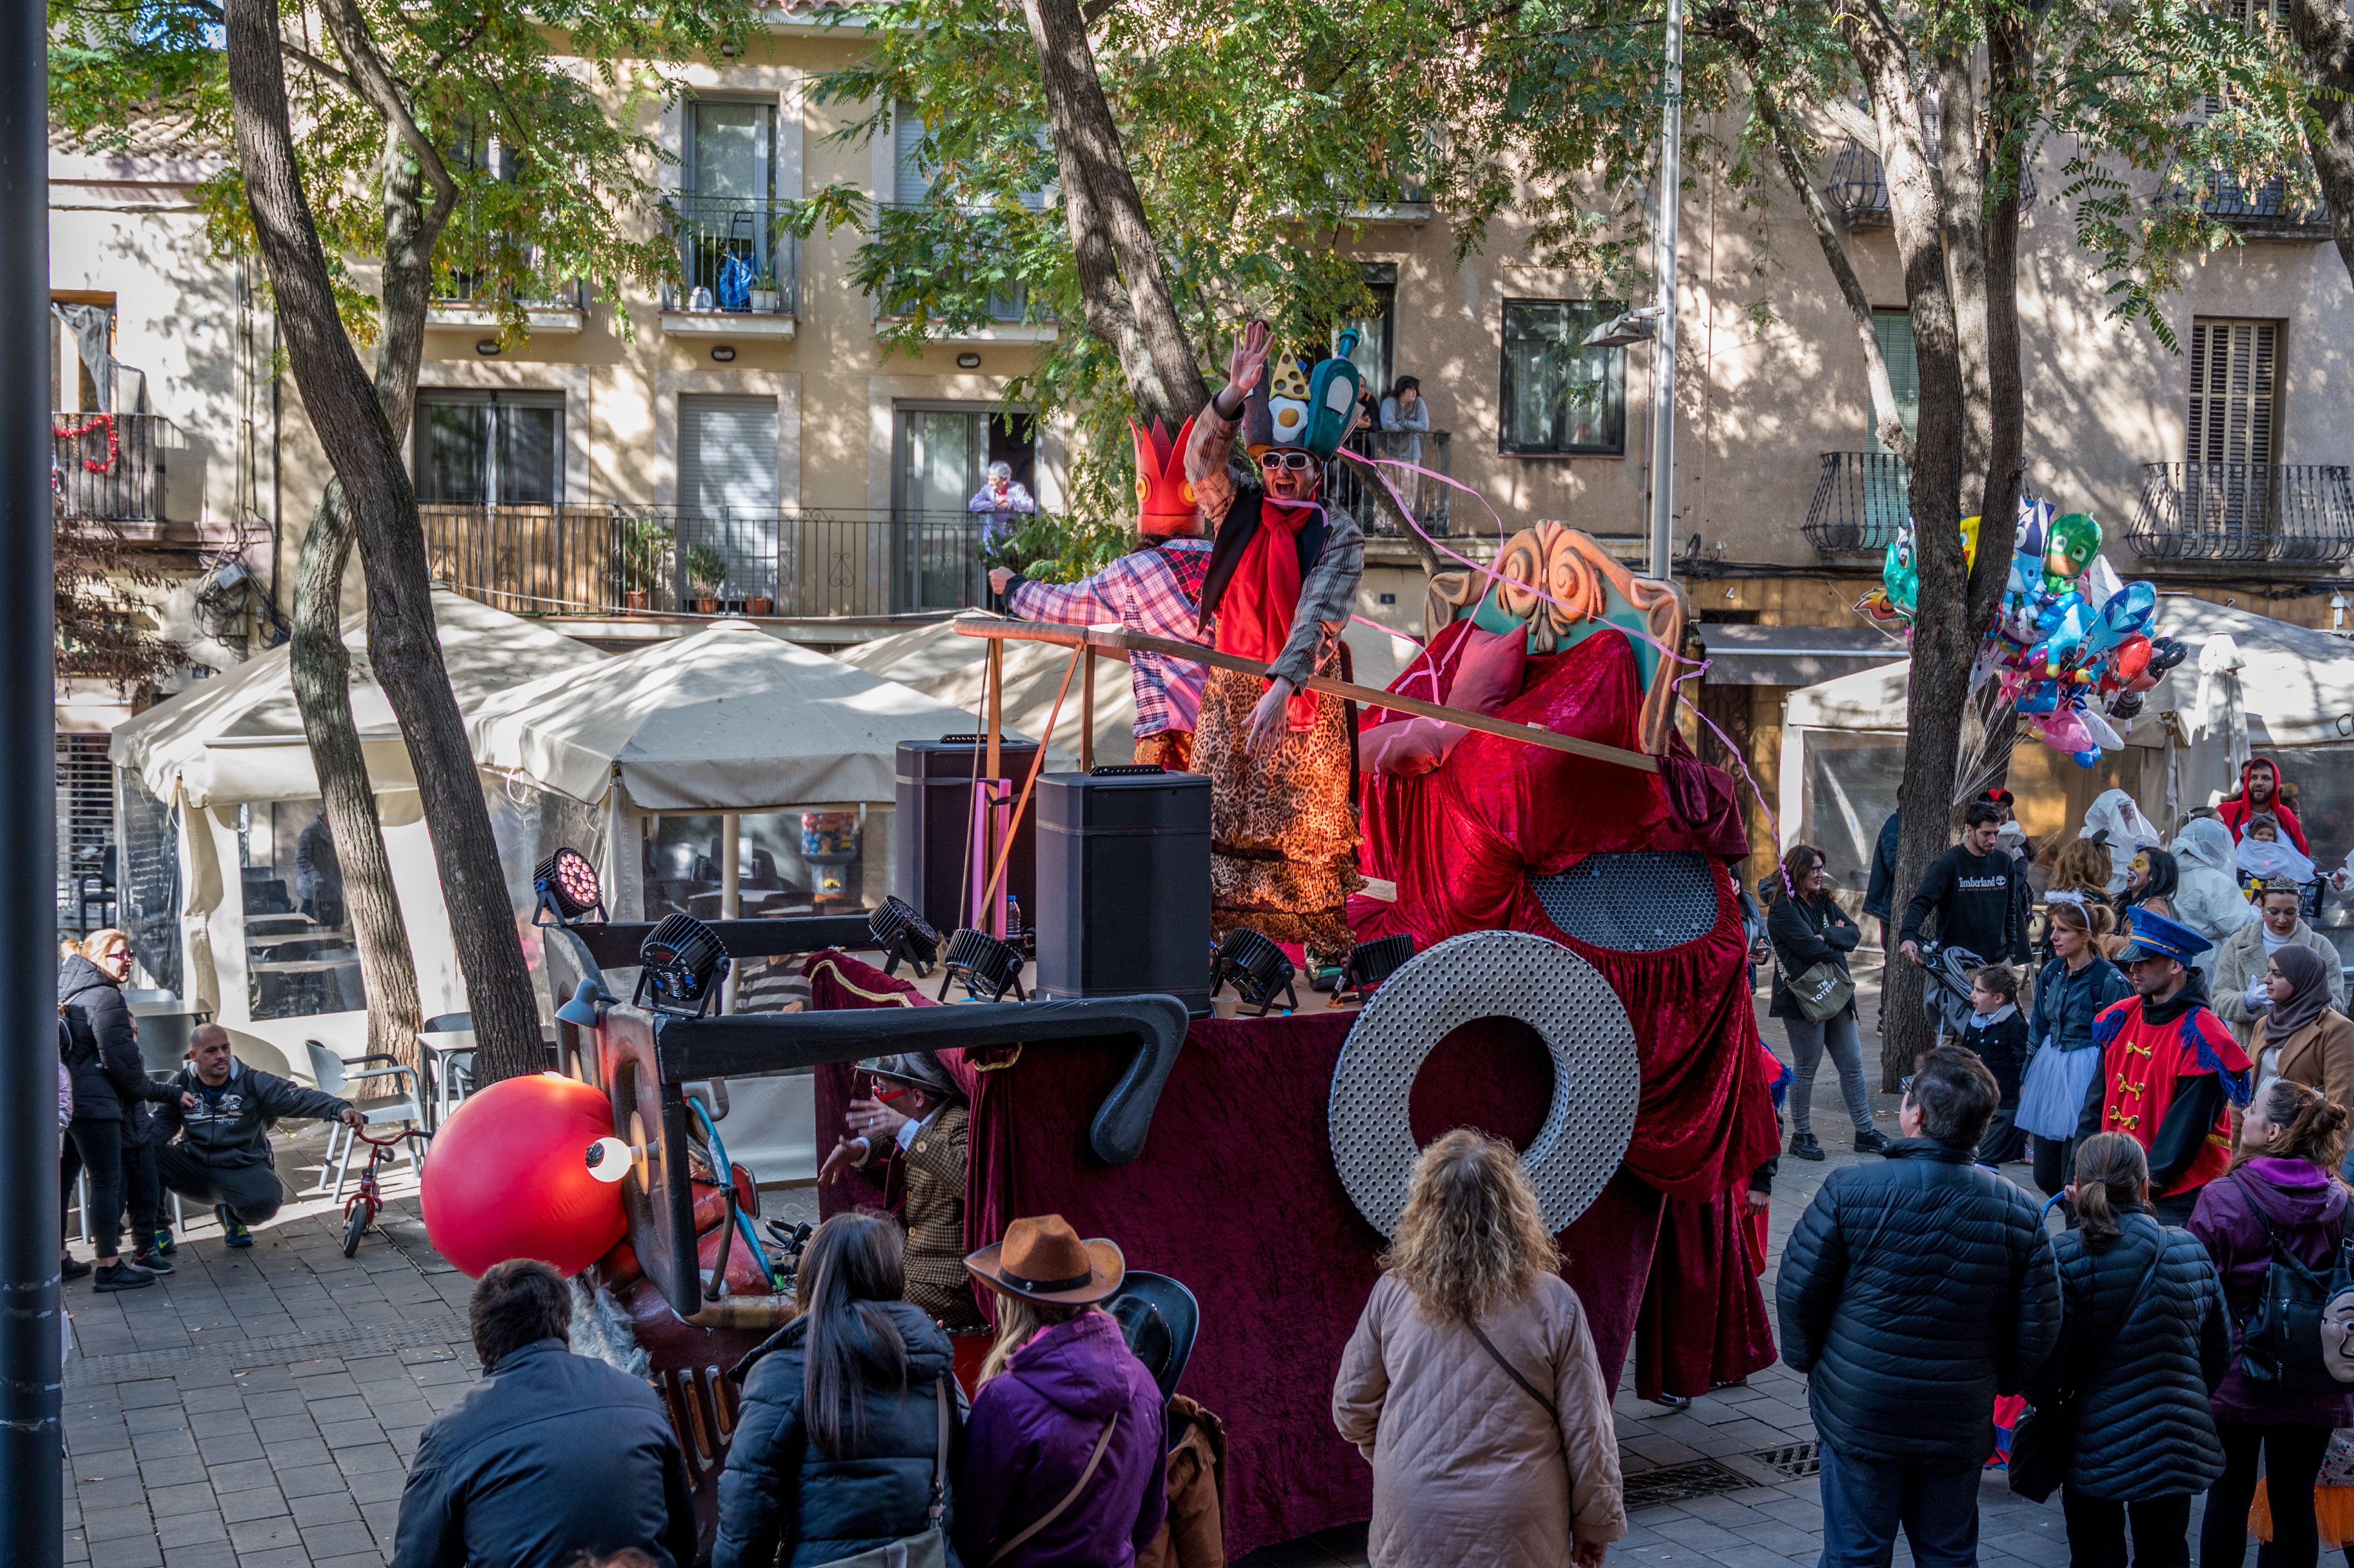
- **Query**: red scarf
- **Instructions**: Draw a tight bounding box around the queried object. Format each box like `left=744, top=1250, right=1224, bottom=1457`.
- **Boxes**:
left=1214, top=499, right=1320, bottom=732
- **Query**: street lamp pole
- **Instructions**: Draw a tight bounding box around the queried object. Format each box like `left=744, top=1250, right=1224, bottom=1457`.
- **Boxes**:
left=0, top=0, right=64, bottom=1556
left=1646, top=0, right=1683, bottom=581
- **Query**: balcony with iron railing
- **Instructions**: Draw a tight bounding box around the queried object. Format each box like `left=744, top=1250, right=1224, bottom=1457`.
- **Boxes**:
left=1326, top=428, right=1454, bottom=538
left=52, top=412, right=175, bottom=522
left=1801, top=451, right=1916, bottom=554
left=1822, top=137, right=2035, bottom=229
left=428, top=233, right=588, bottom=334
left=2127, top=462, right=2354, bottom=565
left=421, top=503, right=1016, bottom=619
left=660, top=193, right=801, bottom=336
left=2192, top=172, right=2331, bottom=238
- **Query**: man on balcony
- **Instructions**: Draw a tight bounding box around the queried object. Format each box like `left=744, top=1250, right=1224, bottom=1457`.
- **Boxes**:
left=988, top=421, right=1211, bottom=772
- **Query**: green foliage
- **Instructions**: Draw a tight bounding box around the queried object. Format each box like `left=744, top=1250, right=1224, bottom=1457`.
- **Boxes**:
left=48, top=0, right=760, bottom=347
left=684, top=542, right=729, bottom=597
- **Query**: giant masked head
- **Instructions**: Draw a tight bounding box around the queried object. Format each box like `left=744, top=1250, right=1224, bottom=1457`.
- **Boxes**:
left=1244, top=329, right=1365, bottom=503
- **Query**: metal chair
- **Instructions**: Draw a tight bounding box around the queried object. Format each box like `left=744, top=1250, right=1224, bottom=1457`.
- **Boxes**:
left=302, top=1040, right=426, bottom=1200
left=422, top=1014, right=476, bottom=1128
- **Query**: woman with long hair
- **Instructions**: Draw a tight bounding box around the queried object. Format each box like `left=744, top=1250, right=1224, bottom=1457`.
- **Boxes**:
left=2106, top=847, right=2181, bottom=957
left=2037, top=840, right=2114, bottom=963
left=2025, top=1133, right=2226, bottom=1566
left=59, top=926, right=171, bottom=1289
left=956, top=1214, right=1166, bottom=1567
left=1332, top=1130, right=1626, bottom=1568
left=712, top=1210, right=964, bottom=1568
left=2018, top=898, right=2131, bottom=1199
left=2188, top=1079, right=2354, bottom=1568
left=1767, top=842, right=1881, bottom=1161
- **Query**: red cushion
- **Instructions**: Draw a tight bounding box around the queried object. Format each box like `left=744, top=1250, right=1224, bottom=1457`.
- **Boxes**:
left=1445, top=625, right=1527, bottom=715
left=1362, top=716, right=1468, bottom=776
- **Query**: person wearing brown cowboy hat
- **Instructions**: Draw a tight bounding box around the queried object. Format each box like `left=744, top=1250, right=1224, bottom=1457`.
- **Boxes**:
left=819, top=1053, right=982, bottom=1329
left=956, top=1216, right=1168, bottom=1567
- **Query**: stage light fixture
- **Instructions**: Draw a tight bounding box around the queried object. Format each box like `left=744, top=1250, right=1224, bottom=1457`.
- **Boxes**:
left=554, top=977, right=616, bottom=1029
left=533, top=847, right=607, bottom=926
left=1340, top=934, right=1415, bottom=1000
left=635, top=912, right=731, bottom=1018
left=937, top=926, right=1026, bottom=1003
left=1210, top=927, right=1297, bottom=1017
left=870, top=895, right=942, bottom=978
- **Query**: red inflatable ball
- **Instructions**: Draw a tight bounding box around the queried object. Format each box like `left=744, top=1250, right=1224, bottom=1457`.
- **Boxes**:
left=421, top=1071, right=626, bottom=1278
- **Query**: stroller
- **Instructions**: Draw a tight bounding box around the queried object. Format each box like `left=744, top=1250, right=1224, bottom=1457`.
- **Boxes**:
left=1919, top=943, right=1987, bottom=1046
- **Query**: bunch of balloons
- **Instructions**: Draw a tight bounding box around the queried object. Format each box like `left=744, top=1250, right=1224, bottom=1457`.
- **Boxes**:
left=1859, top=499, right=2187, bottom=767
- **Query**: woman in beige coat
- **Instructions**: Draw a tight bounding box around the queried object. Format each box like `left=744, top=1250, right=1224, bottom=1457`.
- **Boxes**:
left=1331, top=1129, right=1627, bottom=1568
left=2253, top=943, right=2354, bottom=1116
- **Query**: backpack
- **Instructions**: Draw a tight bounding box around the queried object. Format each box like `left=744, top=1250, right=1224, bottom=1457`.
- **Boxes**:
left=2234, top=1175, right=2354, bottom=1388
left=58, top=999, right=99, bottom=1070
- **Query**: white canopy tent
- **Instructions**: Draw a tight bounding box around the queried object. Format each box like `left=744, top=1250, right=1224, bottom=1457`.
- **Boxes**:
left=466, top=619, right=1073, bottom=1183
left=1778, top=598, right=2354, bottom=917
left=104, top=591, right=607, bottom=1073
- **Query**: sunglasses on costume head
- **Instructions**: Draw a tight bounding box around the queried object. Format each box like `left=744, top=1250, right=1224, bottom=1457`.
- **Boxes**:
left=1257, top=451, right=1316, bottom=472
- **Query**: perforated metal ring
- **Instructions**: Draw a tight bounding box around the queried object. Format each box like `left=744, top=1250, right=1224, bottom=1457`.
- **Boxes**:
left=1329, top=930, right=1640, bottom=1238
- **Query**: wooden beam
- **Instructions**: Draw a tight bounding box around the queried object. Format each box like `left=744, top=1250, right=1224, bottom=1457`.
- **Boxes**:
left=953, top=620, right=1660, bottom=776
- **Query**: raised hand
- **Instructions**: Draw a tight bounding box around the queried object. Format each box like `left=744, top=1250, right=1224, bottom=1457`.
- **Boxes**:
left=1226, top=319, right=1273, bottom=397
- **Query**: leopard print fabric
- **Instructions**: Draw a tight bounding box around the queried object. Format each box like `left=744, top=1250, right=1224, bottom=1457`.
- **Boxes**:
left=1195, top=652, right=1363, bottom=958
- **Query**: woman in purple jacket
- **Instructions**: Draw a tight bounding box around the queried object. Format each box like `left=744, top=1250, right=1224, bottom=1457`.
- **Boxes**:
left=957, top=1215, right=1166, bottom=1567
left=2187, top=1077, right=2354, bottom=1568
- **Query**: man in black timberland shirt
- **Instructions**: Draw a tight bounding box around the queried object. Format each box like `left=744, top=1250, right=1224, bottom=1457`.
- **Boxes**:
left=1900, top=800, right=2030, bottom=971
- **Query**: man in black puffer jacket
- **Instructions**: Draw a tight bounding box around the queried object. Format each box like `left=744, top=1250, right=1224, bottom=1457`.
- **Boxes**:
left=152, top=1024, right=361, bottom=1247
left=1778, top=1046, right=2060, bottom=1568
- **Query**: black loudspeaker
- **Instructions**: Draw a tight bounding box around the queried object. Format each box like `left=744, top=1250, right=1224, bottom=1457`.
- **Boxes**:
left=894, top=737, right=1040, bottom=940
left=1035, top=767, right=1212, bottom=1016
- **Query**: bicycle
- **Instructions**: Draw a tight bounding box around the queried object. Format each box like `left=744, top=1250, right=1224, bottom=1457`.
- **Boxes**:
left=341, top=1128, right=414, bottom=1258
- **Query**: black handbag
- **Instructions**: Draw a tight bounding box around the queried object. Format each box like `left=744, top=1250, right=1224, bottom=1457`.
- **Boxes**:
left=2008, top=1239, right=2164, bottom=1504
left=2234, top=1178, right=2354, bottom=1387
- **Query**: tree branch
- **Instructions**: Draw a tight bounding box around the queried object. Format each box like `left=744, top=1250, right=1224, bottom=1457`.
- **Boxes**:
left=312, top=0, right=459, bottom=211
left=184, top=0, right=362, bottom=95
left=1750, top=76, right=1916, bottom=465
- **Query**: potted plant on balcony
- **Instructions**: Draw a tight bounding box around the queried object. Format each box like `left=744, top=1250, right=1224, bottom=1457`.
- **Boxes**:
left=618, top=515, right=674, bottom=612
left=745, top=592, right=776, bottom=616
left=749, top=267, right=780, bottom=314
left=685, top=544, right=728, bottom=613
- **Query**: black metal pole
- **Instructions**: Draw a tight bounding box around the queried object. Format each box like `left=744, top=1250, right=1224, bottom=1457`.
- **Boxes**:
left=0, top=0, right=63, bottom=1557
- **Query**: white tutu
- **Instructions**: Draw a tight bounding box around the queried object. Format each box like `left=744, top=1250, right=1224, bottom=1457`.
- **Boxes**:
left=2017, top=1041, right=2104, bottom=1141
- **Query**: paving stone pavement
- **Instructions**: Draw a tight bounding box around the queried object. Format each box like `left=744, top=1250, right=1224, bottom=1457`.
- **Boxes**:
left=66, top=974, right=2177, bottom=1567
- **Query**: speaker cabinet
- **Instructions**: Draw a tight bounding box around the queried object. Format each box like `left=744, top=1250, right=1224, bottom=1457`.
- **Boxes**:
left=1035, top=768, right=1211, bottom=1016
left=894, top=737, right=1040, bottom=939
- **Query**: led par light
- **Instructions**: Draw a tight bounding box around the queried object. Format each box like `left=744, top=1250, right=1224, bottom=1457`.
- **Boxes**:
left=870, top=895, right=943, bottom=978
left=533, top=847, right=607, bottom=927
left=635, top=912, right=731, bottom=1018
left=1210, top=927, right=1297, bottom=1017
left=937, top=926, right=1026, bottom=1004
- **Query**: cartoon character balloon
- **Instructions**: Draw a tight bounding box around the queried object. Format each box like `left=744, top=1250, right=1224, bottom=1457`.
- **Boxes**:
left=1972, top=496, right=2163, bottom=767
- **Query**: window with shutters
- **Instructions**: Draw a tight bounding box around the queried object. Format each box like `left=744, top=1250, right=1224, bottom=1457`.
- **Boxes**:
left=2187, top=319, right=2278, bottom=465
left=57, top=734, right=115, bottom=939
left=1862, top=309, right=1919, bottom=537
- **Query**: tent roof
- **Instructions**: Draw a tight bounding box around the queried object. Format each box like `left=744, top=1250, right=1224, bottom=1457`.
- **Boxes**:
left=109, top=590, right=605, bottom=806
left=836, top=613, right=1427, bottom=766
left=1780, top=598, right=2354, bottom=746
left=466, top=619, right=1042, bottom=812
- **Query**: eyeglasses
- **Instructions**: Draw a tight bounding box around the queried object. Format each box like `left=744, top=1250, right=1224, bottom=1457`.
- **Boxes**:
left=1257, top=451, right=1315, bottom=472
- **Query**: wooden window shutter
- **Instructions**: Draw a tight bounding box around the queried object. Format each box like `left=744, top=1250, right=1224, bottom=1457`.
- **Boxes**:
left=2188, top=319, right=2277, bottom=466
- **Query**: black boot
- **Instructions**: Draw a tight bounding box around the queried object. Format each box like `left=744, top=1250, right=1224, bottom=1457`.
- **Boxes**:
left=1789, top=1132, right=1825, bottom=1161
left=1855, top=1128, right=1890, bottom=1155
left=94, top=1261, right=154, bottom=1292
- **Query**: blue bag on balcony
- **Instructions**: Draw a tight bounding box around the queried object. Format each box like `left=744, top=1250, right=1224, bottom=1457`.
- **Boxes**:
left=717, top=252, right=752, bottom=313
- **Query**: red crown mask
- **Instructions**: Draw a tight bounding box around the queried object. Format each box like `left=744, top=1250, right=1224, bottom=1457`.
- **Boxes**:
left=1131, top=416, right=1197, bottom=538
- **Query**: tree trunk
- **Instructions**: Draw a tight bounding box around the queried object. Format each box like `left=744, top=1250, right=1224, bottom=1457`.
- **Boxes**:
left=283, top=134, right=448, bottom=1078
left=225, top=0, right=545, bottom=1084
left=1017, top=0, right=1208, bottom=425
left=1974, top=9, right=2035, bottom=627
left=1843, top=7, right=1971, bottom=1088
left=288, top=483, right=423, bottom=1072
left=2285, top=0, right=2354, bottom=288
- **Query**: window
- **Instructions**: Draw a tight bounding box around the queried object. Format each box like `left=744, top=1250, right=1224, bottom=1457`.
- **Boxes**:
left=1340, top=263, right=1397, bottom=397
left=415, top=391, right=565, bottom=506
left=1866, top=309, right=1920, bottom=455
left=1499, top=300, right=1626, bottom=455
left=894, top=406, right=1036, bottom=609
left=690, top=99, right=777, bottom=200
left=57, top=734, right=114, bottom=941
left=894, top=100, right=933, bottom=206
left=2188, top=319, right=2278, bottom=466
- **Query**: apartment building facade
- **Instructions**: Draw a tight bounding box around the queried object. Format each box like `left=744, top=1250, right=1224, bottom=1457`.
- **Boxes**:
left=50, top=12, right=2354, bottom=911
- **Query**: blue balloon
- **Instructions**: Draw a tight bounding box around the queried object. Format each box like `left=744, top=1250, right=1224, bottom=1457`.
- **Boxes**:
left=2071, top=748, right=2102, bottom=769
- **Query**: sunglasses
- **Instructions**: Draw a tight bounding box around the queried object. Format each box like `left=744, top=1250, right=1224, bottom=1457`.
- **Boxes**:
left=1257, top=451, right=1316, bottom=472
